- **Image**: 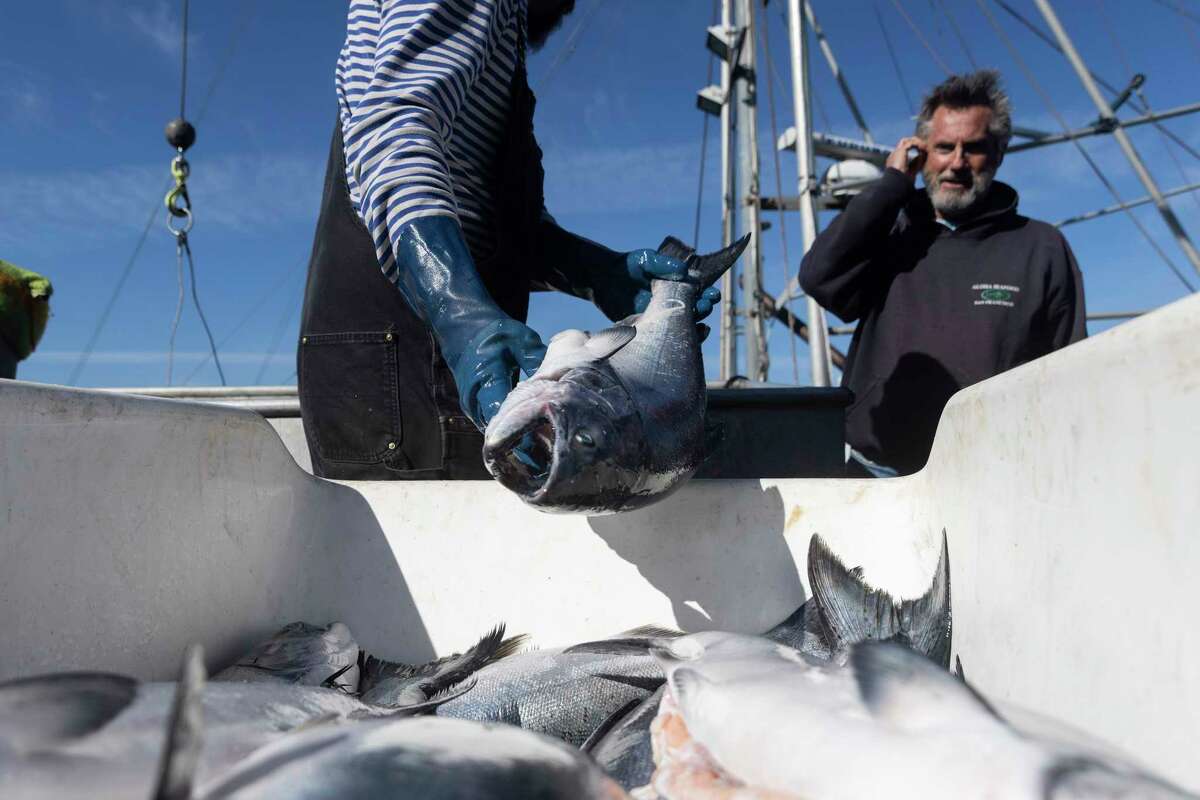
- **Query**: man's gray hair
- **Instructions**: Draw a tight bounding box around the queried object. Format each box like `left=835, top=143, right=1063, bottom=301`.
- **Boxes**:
left=915, top=70, right=1013, bottom=152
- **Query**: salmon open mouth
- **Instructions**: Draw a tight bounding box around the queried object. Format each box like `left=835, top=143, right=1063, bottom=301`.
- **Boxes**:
left=484, top=413, right=559, bottom=497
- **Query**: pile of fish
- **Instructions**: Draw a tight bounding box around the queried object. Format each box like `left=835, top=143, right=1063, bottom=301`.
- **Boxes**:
left=2, top=534, right=1194, bottom=798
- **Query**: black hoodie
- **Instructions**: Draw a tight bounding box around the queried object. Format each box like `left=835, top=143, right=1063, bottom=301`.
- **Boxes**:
left=800, top=168, right=1086, bottom=474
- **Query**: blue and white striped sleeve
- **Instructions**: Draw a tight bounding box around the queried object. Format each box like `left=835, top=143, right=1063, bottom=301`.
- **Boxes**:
left=337, top=0, right=508, bottom=280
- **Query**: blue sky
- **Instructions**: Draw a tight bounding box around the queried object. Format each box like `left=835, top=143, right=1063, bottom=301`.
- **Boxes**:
left=3, top=0, right=1199, bottom=387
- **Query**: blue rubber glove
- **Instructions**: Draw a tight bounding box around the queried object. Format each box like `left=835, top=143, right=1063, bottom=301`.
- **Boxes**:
left=392, top=217, right=546, bottom=430
left=533, top=222, right=722, bottom=322
left=606, top=249, right=723, bottom=322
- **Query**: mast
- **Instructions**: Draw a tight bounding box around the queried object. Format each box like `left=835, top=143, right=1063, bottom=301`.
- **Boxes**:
left=735, top=0, right=768, bottom=381
left=1034, top=0, right=1200, bottom=278
left=718, top=0, right=738, bottom=381
left=786, top=0, right=832, bottom=386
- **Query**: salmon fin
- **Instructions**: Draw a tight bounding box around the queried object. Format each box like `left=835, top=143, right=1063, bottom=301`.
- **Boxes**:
left=564, top=638, right=659, bottom=655
left=584, top=325, right=637, bottom=360
left=363, top=624, right=523, bottom=709
left=615, top=624, right=684, bottom=639
left=152, top=644, right=206, bottom=800
left=581, top=697, right=644, bottom=754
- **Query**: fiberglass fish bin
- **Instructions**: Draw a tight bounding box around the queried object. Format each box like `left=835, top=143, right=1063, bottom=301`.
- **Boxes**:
left=1, top=294, right=1197, bottom=789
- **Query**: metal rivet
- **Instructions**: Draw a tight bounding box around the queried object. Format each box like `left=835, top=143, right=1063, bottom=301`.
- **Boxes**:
left=385, top=333, right=393, bottom=342
left=387, top=441, right=397, bottom=450
left=301, top=336, right=307, bottom=344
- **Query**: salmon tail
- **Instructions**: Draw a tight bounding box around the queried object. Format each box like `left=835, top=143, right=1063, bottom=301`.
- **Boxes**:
left=807, top=532, right=952, bottom=668
left=657, top=234, right=751, bottom=291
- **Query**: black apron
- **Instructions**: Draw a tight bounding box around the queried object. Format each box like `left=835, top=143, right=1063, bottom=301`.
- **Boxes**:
left=297, top=20, right=545, bottom=480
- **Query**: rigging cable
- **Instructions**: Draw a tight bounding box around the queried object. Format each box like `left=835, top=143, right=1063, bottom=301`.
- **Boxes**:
left=932, top=0, right=981, bottom=71
left=693, top=0, right=721, bottom=249
left=976, top=0, right=1195, bottom=292
left=1148, top=0, right=1200, bottom=26
left=180, top=258, right=303, bottom=385
left=252, top=270, right=305, bottom=385
left=873, top=1, right=917, bottom=116
left=1097, top=0, right=1200, bottom=215
left=165, top=0, right=191, bottom=384
left=886, top=0, right=954, bottom=76
left=758, top=0, right=800, bottom=383
left=164, top=0, right=226, bottom=385
left=537, top=0, right=605, bottom=90
left=772, top=7, right=833, bottom=133
left=166, top=233, right=186, bottom=385
left=991, top=0, right=1200, bottom=164
left=181, top=240, right=227, bottom=384
left=67, top=0, right=257, bottom=385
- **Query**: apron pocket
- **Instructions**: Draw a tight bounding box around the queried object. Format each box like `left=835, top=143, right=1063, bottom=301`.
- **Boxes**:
left=298, top=331, right=402, bottom=463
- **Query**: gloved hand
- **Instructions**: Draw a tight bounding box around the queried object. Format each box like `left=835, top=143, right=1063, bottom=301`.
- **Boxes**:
left=457, top=318, right=546, bottom=428
left=393, top=217, right=546, bottom=430
left=592, top=249, right=723, bottom=323
left=534, top=222, right=721, bottom=323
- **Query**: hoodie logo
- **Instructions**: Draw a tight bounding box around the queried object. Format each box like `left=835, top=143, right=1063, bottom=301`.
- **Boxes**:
left=973, top=283, right=1020, bottom=308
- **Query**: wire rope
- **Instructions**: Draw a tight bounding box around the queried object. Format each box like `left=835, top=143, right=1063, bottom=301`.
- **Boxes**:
left=1149, top=0, right=1200, bottom=26
left=873, top=1, right=917, bottom=115
left=180, top=258, right=303, bottom=385
left=182, top=239, right=227, bottom=385
left=67, top=0, right=257, bottom=385
left=179, top=0, right=190, bottom=118
left=992, top=0, right=1200, bottom=164
left=769, top=8, right=833, bottom=134
left=536, top=0, right=605, bottom=90
left=166, top=240, right=187, bottom=385
left=1097, top=0, right=1200, bottom=214
left=887, top=0, right=954, bottom=76
left=758, top=0, right=801, bottom=383
left=932, top=0, right=981, bottom=71
left=977, top=0, right=1195, bottom=293
left=253, top=273, right=305, bottom=385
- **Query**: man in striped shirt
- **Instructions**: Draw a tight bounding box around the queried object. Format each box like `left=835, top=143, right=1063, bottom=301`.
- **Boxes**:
left=298, top=0, right=720, bottom=480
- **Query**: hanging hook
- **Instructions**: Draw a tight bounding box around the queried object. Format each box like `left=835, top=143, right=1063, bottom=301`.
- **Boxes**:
left=165, top=153, right=193, bottom=236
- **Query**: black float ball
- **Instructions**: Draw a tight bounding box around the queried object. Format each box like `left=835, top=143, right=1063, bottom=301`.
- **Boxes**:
left=165, top=118, right=196, bottom=151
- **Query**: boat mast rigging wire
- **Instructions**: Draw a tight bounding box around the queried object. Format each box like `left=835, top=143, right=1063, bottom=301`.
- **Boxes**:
left=873, top=1, right=916, bottom=115
left=1034, top=0, right=1200, bottom=283
left=1097, top=0, right=1200, bottom=216
left=67, top=0, right=257, bottom=386
left=163, top=0, right=226, bottom=386
left=932, top=0, right=981, bottom=72
left=977, top=0, right=1196, bottom=293
left=991, top=0, right=1200, bottom=164
left=886, top=0, right=953, bottom=76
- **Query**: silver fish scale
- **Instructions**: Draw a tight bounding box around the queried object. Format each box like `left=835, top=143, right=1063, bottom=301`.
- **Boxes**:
left=435, top=649, right=662, bottom=747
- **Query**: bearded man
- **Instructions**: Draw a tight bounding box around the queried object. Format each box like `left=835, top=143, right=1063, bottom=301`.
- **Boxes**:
left=800, top=70, right=1086, bottom=477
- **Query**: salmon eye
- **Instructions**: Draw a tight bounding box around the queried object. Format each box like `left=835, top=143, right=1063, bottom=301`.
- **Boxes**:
left=573, top=431, right=595, bottom=448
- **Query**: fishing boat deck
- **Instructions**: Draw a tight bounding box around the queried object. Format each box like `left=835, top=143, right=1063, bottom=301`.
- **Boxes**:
left=1, top=293, right=1197, bottom=787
